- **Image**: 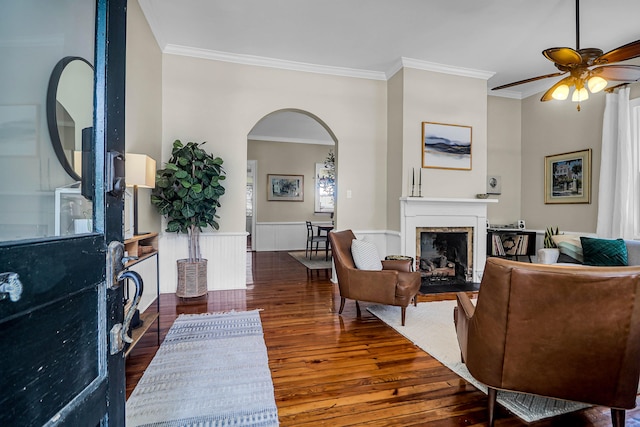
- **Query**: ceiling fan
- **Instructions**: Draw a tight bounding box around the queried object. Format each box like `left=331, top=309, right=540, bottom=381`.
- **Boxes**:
left=492, top=0, right=640, bottom=109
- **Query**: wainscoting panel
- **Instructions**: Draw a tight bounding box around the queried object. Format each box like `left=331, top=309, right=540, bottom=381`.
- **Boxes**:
left=256, top=221, right=332, bottom=252
left=158, top=232, right=247, bottom=293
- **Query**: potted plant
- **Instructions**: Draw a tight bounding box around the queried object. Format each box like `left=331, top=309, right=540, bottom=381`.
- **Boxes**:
left=151, top=140, right=226, bottom=297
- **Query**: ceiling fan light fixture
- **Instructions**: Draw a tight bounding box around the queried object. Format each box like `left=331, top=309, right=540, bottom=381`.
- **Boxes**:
left=551, top=84, right=570, bottom=100
left=572, top=87, right=589, bottom=102
left=587, top=76, right=607, bottom=93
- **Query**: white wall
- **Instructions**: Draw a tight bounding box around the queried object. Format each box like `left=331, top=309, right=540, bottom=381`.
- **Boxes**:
left=401, top=68, right=489, bottom=200
left=162, top=55, right=389, bottom=233
left=126, top=0, right=162, bottom=235
left=160, top=54, right=389, bottom=289
left=487, top=96, right=521, bottom=226
left=520, top=91, right=605, bottom=232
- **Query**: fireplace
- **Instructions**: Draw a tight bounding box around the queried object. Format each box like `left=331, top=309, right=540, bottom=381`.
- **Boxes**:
left=417, top=227, right=473, bottom=284
left=400, top=197, right=496, bottom=283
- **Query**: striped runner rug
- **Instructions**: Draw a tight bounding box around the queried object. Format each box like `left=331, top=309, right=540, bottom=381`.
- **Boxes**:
left=126, top=310, right=279, bottom=427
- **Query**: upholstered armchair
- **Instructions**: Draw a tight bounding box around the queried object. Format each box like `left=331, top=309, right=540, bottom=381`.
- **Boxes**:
left=454, top=257, right=640, bottom=427
left=328, top=229, right=421, bottom=326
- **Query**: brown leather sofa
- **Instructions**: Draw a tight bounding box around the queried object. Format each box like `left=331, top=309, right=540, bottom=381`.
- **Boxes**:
left=329, top=229, right=421, bottom=326
left=454, top=257, right=640, bottom=426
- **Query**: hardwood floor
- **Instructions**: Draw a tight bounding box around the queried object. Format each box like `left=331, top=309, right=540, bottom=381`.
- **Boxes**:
left=126, top=251, right=637, bottom=426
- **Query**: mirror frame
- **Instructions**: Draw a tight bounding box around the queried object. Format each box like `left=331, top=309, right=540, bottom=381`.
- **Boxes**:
left=46, top=56, right=94, bottom=182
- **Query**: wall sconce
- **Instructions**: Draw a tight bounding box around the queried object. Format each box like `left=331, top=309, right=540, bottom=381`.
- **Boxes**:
left=125, top=153, right=156, bottom=236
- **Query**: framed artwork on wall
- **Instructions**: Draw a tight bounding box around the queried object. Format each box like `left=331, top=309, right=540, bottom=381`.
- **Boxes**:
left=487, top=175, right=502, bottom=195
left=422, top=121, right=472, bottom=170
left=267, top=174, right=304, bottom=201
left=544, top=149, right=592, bottom=204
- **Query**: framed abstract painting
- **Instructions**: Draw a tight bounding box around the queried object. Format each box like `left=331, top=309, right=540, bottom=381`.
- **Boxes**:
left=422, top=122, right=472, bottom=170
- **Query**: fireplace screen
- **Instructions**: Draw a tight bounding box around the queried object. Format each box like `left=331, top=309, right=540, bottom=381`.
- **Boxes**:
left=416, top=227, right=473, bottom=284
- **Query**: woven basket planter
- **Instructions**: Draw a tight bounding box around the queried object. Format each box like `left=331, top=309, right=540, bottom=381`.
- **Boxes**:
left=176, top=259, right=207, bottom=298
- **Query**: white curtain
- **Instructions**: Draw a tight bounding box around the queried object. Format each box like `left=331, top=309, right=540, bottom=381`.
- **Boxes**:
left=596, top=87, right=637, bottom=239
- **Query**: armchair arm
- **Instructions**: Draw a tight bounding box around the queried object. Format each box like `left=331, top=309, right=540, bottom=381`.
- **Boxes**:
left=345, top=268, right=399, bottom=304
left=454, top=292, right=476, bottom=363
left=382, top=259, right=413, bottom=272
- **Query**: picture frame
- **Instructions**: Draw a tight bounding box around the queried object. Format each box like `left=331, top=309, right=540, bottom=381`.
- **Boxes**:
left=267, top=174, right=304, bottom=201
left=544, top=149, right=591, bottom=204
left=422, top=121, right=472, bottom=170
left=314, top=163, right=335, bottom=213
left=487, top=175, right=502, bottom=195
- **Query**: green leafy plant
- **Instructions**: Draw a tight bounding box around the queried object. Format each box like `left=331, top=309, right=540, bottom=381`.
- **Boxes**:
left=544, top=226, right=560, bottom=248
left=151, top=140, right=226, bottom=261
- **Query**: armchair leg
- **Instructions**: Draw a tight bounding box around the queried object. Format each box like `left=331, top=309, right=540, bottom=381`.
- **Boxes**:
left=487, top=387, right=497, bottom=427
left=338, top=297, right=345, bottom=314
left=355, top=300, right=361, bottom=318
left=611, top=408, right=626, bottom=427
left=401, top=307, right=406, bottom=326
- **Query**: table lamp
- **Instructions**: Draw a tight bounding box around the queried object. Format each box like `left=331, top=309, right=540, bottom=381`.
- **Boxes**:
left=125, top=153, right=156, bottom=236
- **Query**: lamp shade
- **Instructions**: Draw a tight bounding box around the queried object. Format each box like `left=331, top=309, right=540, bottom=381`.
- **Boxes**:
left=588, top=76, right=607, bottom=93
left=572, top=87, right=589, bottom=102
left=551, top=84, right=570, bottom=100
left=125, top=153, right=156, bottom=188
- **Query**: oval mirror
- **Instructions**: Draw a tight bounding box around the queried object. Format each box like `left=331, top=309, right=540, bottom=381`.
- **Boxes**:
left=46, top=56, right=94, bottom=182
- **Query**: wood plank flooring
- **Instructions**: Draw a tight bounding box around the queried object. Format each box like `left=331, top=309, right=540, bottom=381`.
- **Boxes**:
left=125, top=251, right=638, bottom=426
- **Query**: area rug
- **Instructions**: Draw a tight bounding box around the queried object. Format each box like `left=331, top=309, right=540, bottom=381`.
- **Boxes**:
left=126, top=310, right=279, bottom=427
left=288, top=251, right=331, bottom=270
left=368, top=300, right=589, bottom=423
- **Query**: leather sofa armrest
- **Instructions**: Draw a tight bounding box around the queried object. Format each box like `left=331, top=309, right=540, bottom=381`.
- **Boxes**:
left=537, top=248, right=560, bottom=264
left=454, top=292, right=476, bottom=363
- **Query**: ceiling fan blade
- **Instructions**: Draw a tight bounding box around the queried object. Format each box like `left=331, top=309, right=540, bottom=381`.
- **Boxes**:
left=543, top=47, right=582, bottom=66
left=540, top=76, right=575, bottom=102
left=596, top=39, right=640, bottom=64
left=492, top=72, right=566, bottom=91
left=592, top=65, right=640, bottom=82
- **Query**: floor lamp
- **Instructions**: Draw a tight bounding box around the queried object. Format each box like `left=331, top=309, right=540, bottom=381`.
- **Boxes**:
left=125, top=153, right=156, bottom=236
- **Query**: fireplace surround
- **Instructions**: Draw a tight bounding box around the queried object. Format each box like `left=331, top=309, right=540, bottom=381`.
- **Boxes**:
left=400, top=197, right=497, bottom=283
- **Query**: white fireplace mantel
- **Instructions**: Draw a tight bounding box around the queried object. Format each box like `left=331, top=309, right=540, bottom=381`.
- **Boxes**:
left=400, top=197, right=498, bottom=282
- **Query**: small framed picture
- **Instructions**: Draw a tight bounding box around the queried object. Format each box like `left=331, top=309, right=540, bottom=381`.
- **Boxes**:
left=487, top=175, right=501, bottom=195
left=544, top=149, right=591, bottom=204
left=267, top=174, right=304, bottom=201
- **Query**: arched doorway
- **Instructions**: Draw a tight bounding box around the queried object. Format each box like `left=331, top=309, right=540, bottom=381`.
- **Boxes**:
left=247, top=109, right=337, bottom=252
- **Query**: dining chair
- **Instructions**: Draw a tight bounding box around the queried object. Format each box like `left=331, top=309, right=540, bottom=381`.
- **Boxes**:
left=305, top=221, right=329, bottom=259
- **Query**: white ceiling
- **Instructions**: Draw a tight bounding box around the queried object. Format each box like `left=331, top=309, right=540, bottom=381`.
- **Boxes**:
left=138, top=0, right=640, bottom=140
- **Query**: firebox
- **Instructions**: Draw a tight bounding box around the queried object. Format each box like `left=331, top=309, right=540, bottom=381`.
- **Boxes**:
left=416, top=227, right=473, bottom=284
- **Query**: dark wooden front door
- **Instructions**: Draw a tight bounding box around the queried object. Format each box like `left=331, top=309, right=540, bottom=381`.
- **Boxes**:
left=0, top=1, right=128, bottom=425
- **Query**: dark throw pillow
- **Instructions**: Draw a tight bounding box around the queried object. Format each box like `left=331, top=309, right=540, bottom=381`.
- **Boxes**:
left=580, top=237, right=628, bottom=266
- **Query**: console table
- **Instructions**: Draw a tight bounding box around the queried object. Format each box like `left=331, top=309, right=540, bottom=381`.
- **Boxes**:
left=123, top=233, right=159, bottom=356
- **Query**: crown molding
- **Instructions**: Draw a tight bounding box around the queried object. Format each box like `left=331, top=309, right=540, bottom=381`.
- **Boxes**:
left=248, top=135, right=335, bottom=146
left=164, top=44, right=388, bottom=81
left=393, top=57, right=495, bottom=81
left=488, top=90, right=523, bottom=100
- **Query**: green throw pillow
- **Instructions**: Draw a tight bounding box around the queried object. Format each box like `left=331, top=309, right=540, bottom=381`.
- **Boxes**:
left=580, top=237, right=628, bottom=266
